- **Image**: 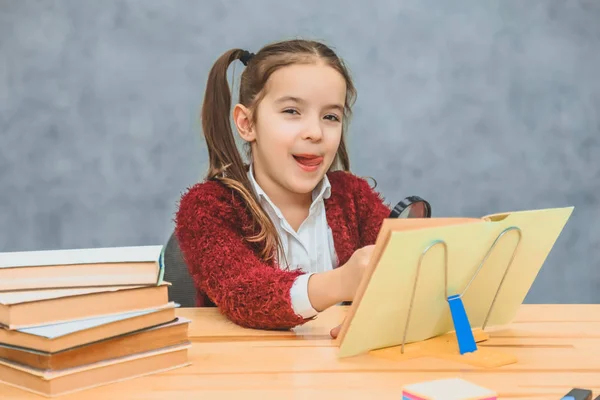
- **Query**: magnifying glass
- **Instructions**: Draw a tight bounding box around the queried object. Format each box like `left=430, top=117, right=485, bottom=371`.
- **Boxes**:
left=389, top=196, right=432, bottom=218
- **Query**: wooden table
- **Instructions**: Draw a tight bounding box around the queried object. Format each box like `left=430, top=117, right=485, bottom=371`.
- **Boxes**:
left=3, top=304, right=600, bottom=399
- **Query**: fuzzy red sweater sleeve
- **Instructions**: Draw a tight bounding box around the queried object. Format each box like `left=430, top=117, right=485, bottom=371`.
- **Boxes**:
left=352, top=176, right=391, bottom=247
left=174, top=182, right=307, bottom=330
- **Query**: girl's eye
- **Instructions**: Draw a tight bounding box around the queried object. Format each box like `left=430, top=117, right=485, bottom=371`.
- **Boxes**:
left=283, top=109, right=299, bottom=115
left=324, top=114, right=341, bottom=122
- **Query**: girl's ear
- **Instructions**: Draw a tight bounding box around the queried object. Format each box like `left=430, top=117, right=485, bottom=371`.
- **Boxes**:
left=233, top=104, right=256, bottom=142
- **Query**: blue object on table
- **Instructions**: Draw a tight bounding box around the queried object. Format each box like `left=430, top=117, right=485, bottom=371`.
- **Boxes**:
left=447, top=294, right=477, bottom=354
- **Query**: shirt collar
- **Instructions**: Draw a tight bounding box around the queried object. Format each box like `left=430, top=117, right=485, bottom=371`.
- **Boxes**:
left=247, top=163, right=331, bottom=208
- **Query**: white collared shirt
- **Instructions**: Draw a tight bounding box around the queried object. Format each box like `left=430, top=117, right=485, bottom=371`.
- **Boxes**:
left=248, top=164, right=338, bottom=318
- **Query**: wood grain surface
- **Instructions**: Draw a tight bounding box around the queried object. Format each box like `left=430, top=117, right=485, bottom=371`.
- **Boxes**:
left=2, top=304, right=600, bottom=400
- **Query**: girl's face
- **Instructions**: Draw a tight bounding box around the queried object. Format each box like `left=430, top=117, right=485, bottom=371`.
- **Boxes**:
left=235, top=62, right=347, bottom=200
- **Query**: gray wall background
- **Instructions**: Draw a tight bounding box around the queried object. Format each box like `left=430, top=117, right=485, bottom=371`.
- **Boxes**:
left=1, top=0, right=598, bottom=303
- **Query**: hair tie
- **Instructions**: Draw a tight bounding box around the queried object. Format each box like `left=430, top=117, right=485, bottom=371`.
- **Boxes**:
left=239, top=50, right=255, bottom=66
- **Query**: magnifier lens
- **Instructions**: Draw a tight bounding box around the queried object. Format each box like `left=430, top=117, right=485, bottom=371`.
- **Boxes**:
left=399, top=207, right=412, bottom=218
left=407, top=201, right=428, bottom=218
left=389, top=196, right=432, bottom=219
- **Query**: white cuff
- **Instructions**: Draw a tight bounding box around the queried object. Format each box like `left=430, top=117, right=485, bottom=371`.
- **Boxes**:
left=290, top=273, right=318, bottom=319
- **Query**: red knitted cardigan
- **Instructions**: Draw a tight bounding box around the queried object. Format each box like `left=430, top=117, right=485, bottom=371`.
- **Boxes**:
left=174, top=170, right=391, bottom=330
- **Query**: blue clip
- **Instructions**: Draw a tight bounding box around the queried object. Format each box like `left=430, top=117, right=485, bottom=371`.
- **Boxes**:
left=447, top=294, right=477, bottom=354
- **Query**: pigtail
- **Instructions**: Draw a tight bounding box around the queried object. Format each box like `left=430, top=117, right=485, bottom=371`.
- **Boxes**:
left=335, top=140, right=351, bottom=171
left=200, top=49, right=283, bottom=264
left=201, top=49, right=248, bottom=180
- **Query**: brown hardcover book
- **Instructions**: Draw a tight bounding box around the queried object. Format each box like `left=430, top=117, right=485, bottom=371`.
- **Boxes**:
left=0, top=317, right=190, bottom=370
left=0, top=284, right=170, bottom=329
left=0, top=303, right=177, bottom=353
left=0, top=342, right=191, bottom=397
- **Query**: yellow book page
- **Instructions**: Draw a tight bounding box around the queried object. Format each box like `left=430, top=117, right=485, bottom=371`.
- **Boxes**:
left=337, top=206, right=573, bottom=358
left=336, top=217, right=483, bottom=344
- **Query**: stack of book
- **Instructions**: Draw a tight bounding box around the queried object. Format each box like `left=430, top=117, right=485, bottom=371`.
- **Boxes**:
left=0, top=245, right=191, bottom=397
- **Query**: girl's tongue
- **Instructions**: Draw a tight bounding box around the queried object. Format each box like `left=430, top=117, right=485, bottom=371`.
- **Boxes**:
left=294, top=155, right=323, bottom=166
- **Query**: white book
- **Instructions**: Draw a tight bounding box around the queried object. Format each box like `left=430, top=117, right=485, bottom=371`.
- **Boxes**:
left=18, top=303, right=177, bottom=339
left=0, top=303, right=178, bottom=353
left=0, top=245, right=165, bottom=291
left=0, top=245, right=163, bottom=268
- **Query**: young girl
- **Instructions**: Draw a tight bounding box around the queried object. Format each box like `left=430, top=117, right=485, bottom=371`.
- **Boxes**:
left=175, top=39, right=390, bottom=335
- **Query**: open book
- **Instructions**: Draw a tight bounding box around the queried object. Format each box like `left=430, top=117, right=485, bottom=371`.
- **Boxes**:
left=0, top=245, right=164, bottom=291
left=336, top=206, right=574, bottom=358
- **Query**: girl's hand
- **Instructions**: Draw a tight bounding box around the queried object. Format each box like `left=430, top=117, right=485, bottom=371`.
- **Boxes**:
left=330, top=320, right=344, bottom=338
left=330, top=245, right=375, bottom=339
left=338, top=245, right=375, bottom=301
left=308, top=245, right=375, bottom=331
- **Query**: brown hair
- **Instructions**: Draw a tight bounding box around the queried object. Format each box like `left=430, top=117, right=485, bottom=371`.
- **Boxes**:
left=200, top=39, right=357, bottom=264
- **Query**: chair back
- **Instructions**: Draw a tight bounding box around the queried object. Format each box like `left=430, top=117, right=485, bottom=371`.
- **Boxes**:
left=162, top=232, right=197, bottom=307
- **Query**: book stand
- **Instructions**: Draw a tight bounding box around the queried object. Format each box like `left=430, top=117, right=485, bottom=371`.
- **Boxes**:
left=369, top=226, right=523, bottom=368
